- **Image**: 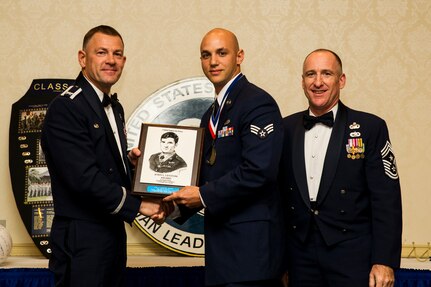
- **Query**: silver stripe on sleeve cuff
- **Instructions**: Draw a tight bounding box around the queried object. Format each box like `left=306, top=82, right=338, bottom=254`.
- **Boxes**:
left=111, top=187, right=127, bottom=215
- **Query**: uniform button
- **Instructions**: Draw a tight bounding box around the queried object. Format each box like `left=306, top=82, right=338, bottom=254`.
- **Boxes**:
left=342, top=228, right=347, bottom=233
left=314, top=210, right=319, bottom=215
left=340, top=209, right=345, bottom=214
left=108, top=168, right=113, bottom=174
left=291, top=206, right=295, bottom=210
left=289, top=187, right=293, bottom=191
left=340, top=189, right=346, bottom=195
left=292, top=225, right=297, bottom=229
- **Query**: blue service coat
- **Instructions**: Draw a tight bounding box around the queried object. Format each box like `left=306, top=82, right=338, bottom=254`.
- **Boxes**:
left=41, top=73, right=141, bottom=286
left=280, top=101, right=402, bottom=269
left=42, top=72, right=140, bottom=223
left=178, top=76, right=286, bottom=285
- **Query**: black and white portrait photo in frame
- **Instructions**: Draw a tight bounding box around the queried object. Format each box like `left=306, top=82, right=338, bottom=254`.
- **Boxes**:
left=133, top=124, right=203, bottom=196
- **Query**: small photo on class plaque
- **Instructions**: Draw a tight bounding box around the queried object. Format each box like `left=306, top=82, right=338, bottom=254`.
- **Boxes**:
left=132, top=123, right=204, bottom=197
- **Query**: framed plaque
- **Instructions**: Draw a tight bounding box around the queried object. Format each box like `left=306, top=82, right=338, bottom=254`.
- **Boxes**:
left=9, top=78, right=75, bottom=258
left=132, top=123, right=204, bottom=196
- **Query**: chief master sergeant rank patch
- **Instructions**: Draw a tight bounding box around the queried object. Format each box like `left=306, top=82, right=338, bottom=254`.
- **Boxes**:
left=381, top=140, right=399, bottom=179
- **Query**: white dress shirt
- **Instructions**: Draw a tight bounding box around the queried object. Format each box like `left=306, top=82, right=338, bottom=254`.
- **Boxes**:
left=85, top=78, right=126, bottom=173
left=304, top=104, right=338, bottom=202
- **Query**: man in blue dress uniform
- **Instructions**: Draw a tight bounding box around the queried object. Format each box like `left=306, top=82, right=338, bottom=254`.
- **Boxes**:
left=164, top=28, right=285, bottom=287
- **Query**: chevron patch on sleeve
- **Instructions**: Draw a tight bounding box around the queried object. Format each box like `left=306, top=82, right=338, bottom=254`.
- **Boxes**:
left=381, top=140, right=399, bottom=180
left=250, top=123, right=274, bottom=139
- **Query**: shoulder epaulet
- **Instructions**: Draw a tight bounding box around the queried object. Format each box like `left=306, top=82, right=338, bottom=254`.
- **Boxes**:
left=61, top=85, right=82, bottom=100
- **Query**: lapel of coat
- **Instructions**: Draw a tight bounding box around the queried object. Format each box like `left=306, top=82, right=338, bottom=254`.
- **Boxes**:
left=112, top=103, right=132, bottom=179
left=201, top=104, right=214, bottom=157
left=292, top=110, right=312, bottom=207
left=202, top=75, right=247, bottom=157
left=77, top=74, right=128, bottom=179
left=316, top=101, right=347, bottom=203
left=218, top=75, right=246, bottom=129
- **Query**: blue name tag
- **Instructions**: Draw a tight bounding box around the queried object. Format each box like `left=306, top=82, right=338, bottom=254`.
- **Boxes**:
left=147, top=185, right=180, bottom=194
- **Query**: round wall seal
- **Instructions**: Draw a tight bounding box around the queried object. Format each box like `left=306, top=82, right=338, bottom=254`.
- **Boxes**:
left=126, top=77, right=214, bottom=256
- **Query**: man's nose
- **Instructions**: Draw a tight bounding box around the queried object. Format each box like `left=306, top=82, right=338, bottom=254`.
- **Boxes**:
left=314, top=74, right=323, bottom=87
left=106, top=53, right=115, bottom=64
left=210, top=56, right=218, bottom=66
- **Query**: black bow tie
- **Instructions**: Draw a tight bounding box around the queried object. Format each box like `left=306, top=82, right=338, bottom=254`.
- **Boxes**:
left=303, top=111, right=334, bottom=130
left=102, top=93, right=118, bottom=107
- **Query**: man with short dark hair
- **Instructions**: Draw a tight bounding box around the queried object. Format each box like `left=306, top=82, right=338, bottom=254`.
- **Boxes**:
left=42, top=25, right=167, bottom=287
left=149, top=131, right=187, bottom=173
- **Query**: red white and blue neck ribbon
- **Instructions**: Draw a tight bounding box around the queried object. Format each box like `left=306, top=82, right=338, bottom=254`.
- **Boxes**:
left=209, top=74, right=243, bottom=139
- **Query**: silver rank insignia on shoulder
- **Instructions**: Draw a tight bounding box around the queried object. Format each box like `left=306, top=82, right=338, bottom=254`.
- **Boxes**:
left=381, top=141, right=399, bottom=179
left=61, top=85, right=82, bottom=100
left=346, top=138, right=365, bottom=160
left=250, top=123, right=274, bottom=139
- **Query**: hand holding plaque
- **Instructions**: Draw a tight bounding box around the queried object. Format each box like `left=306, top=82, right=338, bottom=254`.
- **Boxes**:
left=127, top=147, right=141, bottom=167
left=132, top=124, right=204, bottom=197
left=138, top=197, right=175, bottom=224
left=163, top=185, right=203, bottom=209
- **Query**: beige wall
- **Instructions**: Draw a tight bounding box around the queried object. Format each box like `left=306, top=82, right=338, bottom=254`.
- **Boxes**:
left=1, top=0, right=430, bottom=256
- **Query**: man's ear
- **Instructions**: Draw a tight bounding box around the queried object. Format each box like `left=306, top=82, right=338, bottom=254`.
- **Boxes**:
left=78, top=50, right=86, bottom=69
left=339, top=73, right=346, bottom=90
left=236, top=49, right=244, bottom=65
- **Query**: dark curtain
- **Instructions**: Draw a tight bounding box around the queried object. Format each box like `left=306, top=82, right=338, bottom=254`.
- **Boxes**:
left=0, top=267, right=205, bottom=287
left=0, top=268, right=54, bottom=287
left=126, top=267, right=205, bottom=286
left=395, top=268, right=431, bottom=287
left=0, top=267, right=430, bottom=287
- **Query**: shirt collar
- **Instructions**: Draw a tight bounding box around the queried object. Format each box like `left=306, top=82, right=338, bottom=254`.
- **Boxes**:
left=309, top=103, right=338, bottom=121
left=83, top=75, right=105, bottom=103
left=215, top=73, right=242, bottom=104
